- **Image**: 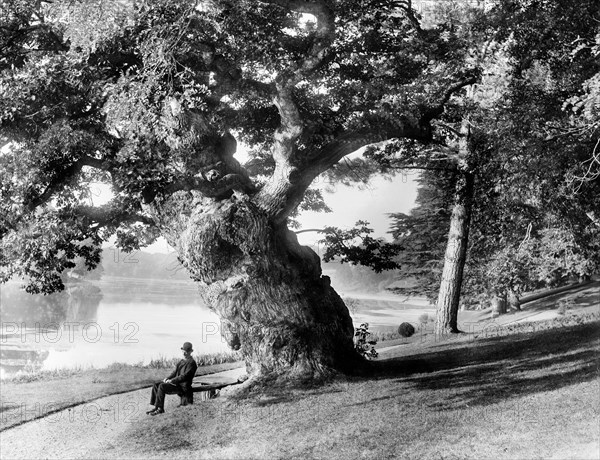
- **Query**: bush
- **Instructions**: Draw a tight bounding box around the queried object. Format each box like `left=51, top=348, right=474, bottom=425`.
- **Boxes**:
left=354, top=323, right=378, bottom=359
left=398, top=322, right=416, bottom=338
left=147, top=355, right=180, bottom=369
left=418, top=313, right=429, bottom=324
left=195, top=351, right=242, bottom=366
left=370, top=330, right=401, bottom=342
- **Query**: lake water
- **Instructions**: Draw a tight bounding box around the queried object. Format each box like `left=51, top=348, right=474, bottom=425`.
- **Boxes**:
left=0, top=277, right=433, bottom=376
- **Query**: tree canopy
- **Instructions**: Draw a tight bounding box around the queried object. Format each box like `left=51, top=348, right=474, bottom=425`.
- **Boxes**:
left=320, top=0, right=600, bottom=312
left=0, top=0, right=483, bottom=293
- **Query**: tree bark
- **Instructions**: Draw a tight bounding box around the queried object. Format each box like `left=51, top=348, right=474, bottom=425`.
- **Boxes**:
left=434, top=168, right=475, bottom=334
left=491, top=292, right=508, bottom=315
left=148, top=191, right=359, bottom=381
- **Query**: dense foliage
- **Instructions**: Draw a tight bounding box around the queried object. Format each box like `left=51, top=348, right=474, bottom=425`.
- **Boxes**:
left=353, top=322, right=378, bottom=359
left=324, top=0, right=600, bottom=310
left=1, top=0, right=483, bottom=294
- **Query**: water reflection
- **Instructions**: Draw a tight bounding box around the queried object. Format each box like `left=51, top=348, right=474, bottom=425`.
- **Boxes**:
left=0, top=278, right=229, bottom=376
left=0, top=281, right=102, bottom=375
left=0, top=277, right=433, bottom=377
left=0, top=281, right=101, bottom=325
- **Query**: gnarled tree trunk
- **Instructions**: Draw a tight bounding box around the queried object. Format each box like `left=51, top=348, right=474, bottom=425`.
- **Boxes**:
left=149, top=191, right=358, bottom=381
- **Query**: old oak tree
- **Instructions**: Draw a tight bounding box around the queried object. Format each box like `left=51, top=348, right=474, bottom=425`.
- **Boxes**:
left=1, top=0, right=480, bottom=381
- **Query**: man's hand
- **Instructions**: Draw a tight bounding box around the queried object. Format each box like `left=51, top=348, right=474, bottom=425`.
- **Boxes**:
left=163, top=378, right=171, bottom=384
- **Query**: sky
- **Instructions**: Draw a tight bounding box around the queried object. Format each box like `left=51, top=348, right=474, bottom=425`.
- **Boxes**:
left=294, top=174, right=419, bottom=247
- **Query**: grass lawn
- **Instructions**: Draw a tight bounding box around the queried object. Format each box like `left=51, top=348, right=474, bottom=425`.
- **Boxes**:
left=1, top=283, right=598, bottom=458
left=0, top=361, right=244, bottom=431
left=378, top=281, right=600, bottom=349
left=94, top=320, right=599, bottom=460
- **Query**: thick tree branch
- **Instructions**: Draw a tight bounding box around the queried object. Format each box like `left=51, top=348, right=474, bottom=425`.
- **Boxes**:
left=421, top=74, right=480, bottom=123
left=266, top=0, right=336, bottom=163
left=254, top=116, right=433, bottom=222
left=255, top=72, right=476, bottom=223
left=73, top=205, right=155, bottom=228
left=26, top=155, right=112, bottom=211
left=250, top=0, right=338, bottom=222
left=306, top=118, right=433, bottom=176
left=294, top=228, right=324, bottom=234
left=272, top=85, right=303, bottom=165
left=392, top=0, right=424, bottom=36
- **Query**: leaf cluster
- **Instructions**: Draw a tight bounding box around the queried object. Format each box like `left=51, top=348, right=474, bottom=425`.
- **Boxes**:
left=320, top=220, right=403, bottom=273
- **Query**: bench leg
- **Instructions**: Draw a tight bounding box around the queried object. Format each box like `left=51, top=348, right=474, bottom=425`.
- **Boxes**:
left=179, top=394, right=194, bottom=406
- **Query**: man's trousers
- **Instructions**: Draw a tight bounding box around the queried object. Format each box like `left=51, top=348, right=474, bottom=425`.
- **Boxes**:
left=150, top=382, right=182, bottom=410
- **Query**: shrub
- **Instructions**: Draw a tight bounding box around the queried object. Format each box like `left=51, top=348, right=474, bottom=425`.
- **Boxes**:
left=418, top=313, right=429, bottom=324
left=147, top=352, right=241, bottom=368
left=195, top=351, right=242, bottom=366
left=147, top=355, right=179, bottom=369
left=354, top=323, right=378, bottom=359
left=398, top=322, right=416, bottom=338
left=370, top=330, right=401, bottom=342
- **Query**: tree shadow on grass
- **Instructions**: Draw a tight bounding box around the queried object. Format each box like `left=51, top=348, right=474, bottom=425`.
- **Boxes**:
left=366, top=321, right=600, bottom=410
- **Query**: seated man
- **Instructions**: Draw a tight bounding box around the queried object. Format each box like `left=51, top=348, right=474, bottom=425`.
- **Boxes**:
left=147, top=341, right=198, bottom=416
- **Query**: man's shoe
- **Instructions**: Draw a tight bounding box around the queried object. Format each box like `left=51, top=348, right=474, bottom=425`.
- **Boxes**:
left=146, top=408, right=157, bottom=414
left=150, top=408, right=165, bottom=416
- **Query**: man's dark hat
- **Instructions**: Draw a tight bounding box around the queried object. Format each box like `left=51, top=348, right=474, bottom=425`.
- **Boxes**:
left=181, top=342, right=193, bottom=352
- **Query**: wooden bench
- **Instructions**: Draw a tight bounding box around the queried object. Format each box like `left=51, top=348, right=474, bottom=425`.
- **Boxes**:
left=179, top=379, right=243, bottom=404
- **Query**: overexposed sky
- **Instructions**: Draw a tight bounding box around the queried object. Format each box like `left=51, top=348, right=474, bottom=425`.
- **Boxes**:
left=295, top=174, right=418, bottom=247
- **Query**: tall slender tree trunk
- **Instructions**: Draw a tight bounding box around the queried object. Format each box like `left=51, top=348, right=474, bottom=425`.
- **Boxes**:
left=434, top=169, right=475, bottom=334
left=149, top=191, right=359, bottom=381
left=434, top=120, right=476, bottom=335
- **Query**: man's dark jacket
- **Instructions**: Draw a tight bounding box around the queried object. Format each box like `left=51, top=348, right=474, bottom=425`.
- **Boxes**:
left=167, top=357, right=198, bottom=404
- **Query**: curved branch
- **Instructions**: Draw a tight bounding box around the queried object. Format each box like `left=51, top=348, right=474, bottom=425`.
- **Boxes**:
left=294, top=228, right=325, bottom=234
left=421, top=74, right=480, bottom=123
left=392, top=0, right=424, bottom=36
left=254, top=116, right=433, bottom=222
left=306, top=118, right=433, bottom=176
left=26, top=155, right=112, bottom=211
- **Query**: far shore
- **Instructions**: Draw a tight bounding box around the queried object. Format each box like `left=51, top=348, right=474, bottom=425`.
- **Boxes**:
left=341, top=291, right=431, bottom=305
